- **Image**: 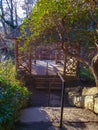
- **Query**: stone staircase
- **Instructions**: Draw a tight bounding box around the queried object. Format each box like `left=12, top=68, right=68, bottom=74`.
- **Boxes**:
left=34, top=75, right=62, bottom=90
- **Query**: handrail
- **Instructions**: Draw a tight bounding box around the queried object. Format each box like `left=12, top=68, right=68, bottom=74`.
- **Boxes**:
left=57, top=72, right=65, bottom=83
left=57, top=72, right=66, bottom=128
left=46, top=62, right=48, bottom=76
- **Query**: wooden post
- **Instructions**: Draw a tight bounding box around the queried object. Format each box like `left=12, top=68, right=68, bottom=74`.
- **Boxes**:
left=29, top=47, right=32, bottom=74
left=57, top=72, right=66, bottom=128
left=60, top=81, right=66, bottom=128
left=55, top=42, right=59, bottom=64
left=14, top=40, right=19, bottom=70
left=63, top=54, right=67, bottom=78
left=34, top=46, right=36, bottom=64
left=63, top=43, right=68, bottom=78
left=76, top=45, right=80, bottom=79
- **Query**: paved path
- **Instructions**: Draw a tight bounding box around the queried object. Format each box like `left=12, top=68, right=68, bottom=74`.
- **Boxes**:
left=15, top=107, right=98, bottom=130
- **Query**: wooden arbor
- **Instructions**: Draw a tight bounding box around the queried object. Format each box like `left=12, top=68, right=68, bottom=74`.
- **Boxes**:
left=6, top=26, right=80, bottom=79
left=6, top=35, right=64, bottom=75
left=14, top=42, right=64, bottom=74
left=14, top=42, right=80, bottom=81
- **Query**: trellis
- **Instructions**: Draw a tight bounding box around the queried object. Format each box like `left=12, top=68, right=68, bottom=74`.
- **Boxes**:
left=65, top=45, right=80, bottom=77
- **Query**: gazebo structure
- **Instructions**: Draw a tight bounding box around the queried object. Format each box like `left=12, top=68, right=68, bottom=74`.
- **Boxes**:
left=6, top=26, right=80, bottom=89
left=6, top=27, right=63, bottom=71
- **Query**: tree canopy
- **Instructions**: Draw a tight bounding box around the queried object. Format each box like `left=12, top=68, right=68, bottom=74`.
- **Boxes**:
left=21, top=0, right=98, bottom=88
left=22, top=0, right=98, bottom=48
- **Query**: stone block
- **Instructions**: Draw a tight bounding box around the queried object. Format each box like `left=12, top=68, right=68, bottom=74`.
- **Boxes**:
left=82, top=87, right=98, bottom=96
left=68, top=96, right=75, bottom=106
left=94, top=97, right=98, bottom=114
left=84, top=96, right=94, bottom=110
left=73, top=96, right=82, bottom=107
left=68, top=95, right=84, bottom=107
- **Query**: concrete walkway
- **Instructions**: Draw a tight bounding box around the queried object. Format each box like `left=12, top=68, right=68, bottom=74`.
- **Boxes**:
left=15, top=107, right=98, bottom=130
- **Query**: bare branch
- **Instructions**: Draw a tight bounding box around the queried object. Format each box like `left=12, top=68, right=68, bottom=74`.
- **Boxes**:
left=5, top=0, right=11, bottom=11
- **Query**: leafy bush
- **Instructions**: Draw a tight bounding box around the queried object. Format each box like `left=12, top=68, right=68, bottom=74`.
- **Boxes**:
left=0, top=60, right=20, bottom=85
left=0, top=61, right=30, bottom=130
left=0, top=77, right=29, bottom=130
left=80, top=67, right=94, bottom=81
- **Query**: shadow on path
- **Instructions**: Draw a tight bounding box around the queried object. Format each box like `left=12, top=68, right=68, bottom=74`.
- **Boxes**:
left=62, top=121, right=86, bottom=130
left=15, top=122, right=52, bottom=130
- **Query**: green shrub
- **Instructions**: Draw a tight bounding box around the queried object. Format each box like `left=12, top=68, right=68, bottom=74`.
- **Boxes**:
left=0, top=77, right=30, bottom=130
left=80, top=67, right=94, bottom=81
left=0, top=61, right=30, bottom=130
left=0, top=60, right=20, bottom=85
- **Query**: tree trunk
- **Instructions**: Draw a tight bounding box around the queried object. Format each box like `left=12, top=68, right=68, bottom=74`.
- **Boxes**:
left=15, top=5, right=18, bottom=26
left=96, top=80, right=98, bottom=89
left=0, top=0, right=7, bottom=34
left=10, top=0, right=14, bottom=30
left=91, top=53, right=98, bottom=89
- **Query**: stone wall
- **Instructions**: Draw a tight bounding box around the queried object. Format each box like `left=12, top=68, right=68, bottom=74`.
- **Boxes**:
left=68, top=87, right=98, bottom=114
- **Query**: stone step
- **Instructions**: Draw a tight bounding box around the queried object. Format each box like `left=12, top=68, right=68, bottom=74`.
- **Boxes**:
left=36, top=85, right=62, bottom=90
left=35, top=80, right=62, bottom=84
left=33, top=75, right=62, bottom=90
left=35, top=78, right=61, bottom=81
left=33, top=75, right=79, bottom=89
